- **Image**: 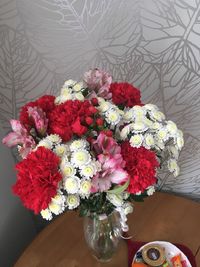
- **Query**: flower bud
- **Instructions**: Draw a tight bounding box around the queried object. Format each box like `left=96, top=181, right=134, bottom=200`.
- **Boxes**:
left=85, top=117, right=93, bottom=125
left=96, top=118, right=104, bottom=126
left=101, top=129, right=113, bottom=137
left=89, top=106, right=98, bottom=114
left=91, top=98, right=98, bottom=106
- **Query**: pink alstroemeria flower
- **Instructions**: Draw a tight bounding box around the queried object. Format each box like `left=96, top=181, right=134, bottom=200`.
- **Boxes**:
left=93, top=132, right=121, bottom=156
left=27, top=106, right=48, bottom=136
left=83, top=69, right=112, bottom=99
left=91, top=154, right=128, bottom=192
left=2, top=120, right=35, bottom=158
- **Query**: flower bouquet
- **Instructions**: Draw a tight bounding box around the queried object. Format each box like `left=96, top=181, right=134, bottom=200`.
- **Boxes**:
left=2, top=69, right=184, bottom=261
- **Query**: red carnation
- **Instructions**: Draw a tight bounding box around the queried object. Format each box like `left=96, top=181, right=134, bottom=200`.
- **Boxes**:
left=48, top=100, right=99, bottom=142
left=121, top=141, right=159, bottom=194
left=72, top=118, right=87, bottom=136
left=20, top=95, right=55, bottom=131
left=110, top=82, right=142, bottom=108
left=19, top=101, right=36, bottom=130
left=36, top=95, right=55, bottom=113
left=13, top=147, right=62, bottom=214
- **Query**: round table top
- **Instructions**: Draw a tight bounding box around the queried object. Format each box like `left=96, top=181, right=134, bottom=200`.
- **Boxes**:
left=15, top=192, right=200, bottom=267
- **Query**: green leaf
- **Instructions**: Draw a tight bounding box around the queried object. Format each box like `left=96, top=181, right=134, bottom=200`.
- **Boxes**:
left=130, top=192, right=148, bottom=202
left=79, top=208, right=88, bottom=217
left=107, top=179, right=129, bottom=194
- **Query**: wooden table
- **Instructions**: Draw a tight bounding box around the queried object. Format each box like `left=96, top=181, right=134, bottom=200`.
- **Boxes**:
left=15, top=192, right=200, bottom=267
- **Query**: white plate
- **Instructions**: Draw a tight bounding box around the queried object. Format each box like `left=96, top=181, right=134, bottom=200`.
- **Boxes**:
left=132, top=241, right=192, bottom=267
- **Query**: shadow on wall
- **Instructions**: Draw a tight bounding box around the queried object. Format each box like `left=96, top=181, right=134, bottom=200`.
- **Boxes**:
left=0, top=128, right=37, bottom=267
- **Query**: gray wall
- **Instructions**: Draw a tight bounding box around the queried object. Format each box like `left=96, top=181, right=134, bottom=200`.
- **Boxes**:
left=0, top=0, right=200, bottom=264
left=0, top=128, right=36, bottom=267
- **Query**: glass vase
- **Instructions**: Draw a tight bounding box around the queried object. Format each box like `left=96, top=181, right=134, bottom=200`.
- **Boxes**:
left=83, top=211, right=122, bottom=262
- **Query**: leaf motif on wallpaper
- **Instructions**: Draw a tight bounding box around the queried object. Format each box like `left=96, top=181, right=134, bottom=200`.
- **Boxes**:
left=154, top=63, right=200, bottom=138
left=0, top=25, right=60, bottom=130
left=16, top=0, right=116, bottom=77
left=162, top=135, right=200, bottom=199
left=138, top=0, right=200, bottom=75
left=0, top=0, right=20, bottom=29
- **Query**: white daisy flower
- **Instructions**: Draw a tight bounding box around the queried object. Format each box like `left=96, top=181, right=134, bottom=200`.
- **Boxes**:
left=64, top=79, right=77, bottom=87
left=166, top=121, right=178, bottom=135
left=46, top=134, right=62, bottom=144
left=106, top=109, right=121, bottom=125
left=123, top=202, right=133, bottom=215
left=80, top=179, right=92, bottom=197
left=54, top=144, right=68, bottom=157
left=60, top=94, right=73, bottom=103
left=147, top=186, right=155, bottom=196
left=144, top=104, right=158, bottom=111
left=48, top=202, right=64, bottom=215
left=167, top=159, right=180, bottom=176
left=61, top=162, right=76, bottom=177
left=98, top=101, right=111, bottom=112
left=150, top=110, right=165, bottom=122
left=123, top=109, right=134, bottom=122
left=177, top=129, right=183, bottom=137
left=130, top=134, right=143, bottom=148
left=151, top=122, right=162, bottom=130
left=168, top=146, right=179, bottom=160
left=174, top=164, right=180, bottom=177
left=73, top=82, right=84, bottom=92
left=120, top=125, right=131, bottom=140
left=71, top=150, right=91, bottom=167
left=155, top=139, right=165, bottom=150
left=37, top=139, right=53, bottom=150
left=107, top=193, right=124, bottom=207
left=41, top=208, right=53, bottom=220
left=64, top=176, right=80, bottom=194
left=74, top=92, right=84, bottom=101
left=80, top=163, right=96, bottom=178
left=144, top=134, right=155, bottom=149
left=51, top=194, right=66, bottom=205
left=55, top=95, right=61, bottom=104
left=61, top=87, right=72, bottom=96
left=66, top=194, right=80, bottom=209
left=130, top=121, right=147, bottom=132
left=176, top=136, right=184, bottom=150
left=70, top=139, right=88, bottom=151
left=143, top=117, right=153, bottom=128
left=132, top=105, right=146, bottom=118
left=157, top=127, right=168, bottom=141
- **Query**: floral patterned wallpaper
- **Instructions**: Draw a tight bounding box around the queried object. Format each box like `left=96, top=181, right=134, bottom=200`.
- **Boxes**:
left=0, top=0, right=200, bottom=199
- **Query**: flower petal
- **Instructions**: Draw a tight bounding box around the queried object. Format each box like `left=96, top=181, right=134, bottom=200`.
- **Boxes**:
left=10, top=119, right=27, bottom=135
left=109, top=169, right=128, bottom=184
left=2, top=132, right=24, bottom=147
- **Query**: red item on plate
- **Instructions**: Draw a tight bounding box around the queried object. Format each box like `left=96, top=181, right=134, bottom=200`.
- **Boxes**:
left=171, top=254, right=182, bottom=267
left=127, top=240, right=196, bottom=267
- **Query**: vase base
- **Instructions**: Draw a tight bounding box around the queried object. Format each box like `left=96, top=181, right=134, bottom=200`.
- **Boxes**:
left=92, top=254, right=112, bottom=263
